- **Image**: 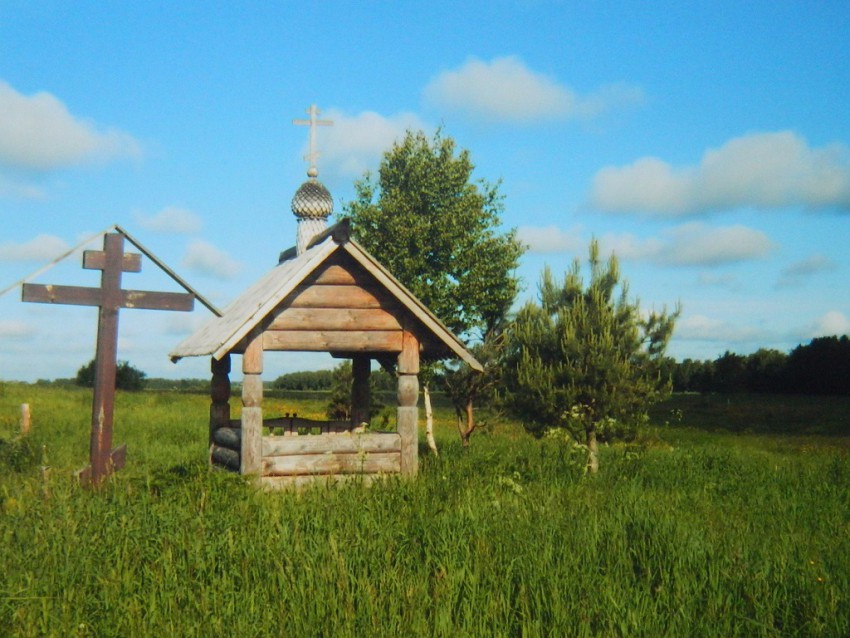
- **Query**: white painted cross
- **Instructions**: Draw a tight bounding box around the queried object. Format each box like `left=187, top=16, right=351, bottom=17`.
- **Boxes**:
left=292, top=104, right=333, bottom=176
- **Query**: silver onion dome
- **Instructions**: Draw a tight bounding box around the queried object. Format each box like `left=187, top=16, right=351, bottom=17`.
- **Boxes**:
left=291, top=169, right=333, bottom=220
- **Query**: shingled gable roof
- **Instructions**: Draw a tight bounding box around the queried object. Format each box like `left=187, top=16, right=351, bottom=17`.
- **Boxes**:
left=169, top=219, right=483, bottom=372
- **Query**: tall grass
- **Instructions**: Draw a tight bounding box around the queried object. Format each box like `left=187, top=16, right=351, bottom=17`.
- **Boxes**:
left=1, top=384, right=848, bottom=636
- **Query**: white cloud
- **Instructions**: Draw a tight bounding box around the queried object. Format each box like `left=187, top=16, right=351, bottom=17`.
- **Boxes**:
left=136, top=207, right=203, bottom=234
left=423, top=56, right=643, bottom=123
left=182, top=240, right=243, bottom=280
left=589, top=131, right=850, bottom=216
left=674, top=314, right=766, bottom=343
left=809, top=311, right=850, bottom=337
left=655, top=223, right=775, bottom=266
left=776, top=254, right=836, bottom=288
left=0, top=320, right=36, bottom=339
left=0, top=234, right=70, bottom=262
left=0, top=80, right=142, bottom=171
left=519, top=221, right=773, bottom=267
left=321, top=109, right=429, bottom=177
left=516, top=224, right=583, bottom=253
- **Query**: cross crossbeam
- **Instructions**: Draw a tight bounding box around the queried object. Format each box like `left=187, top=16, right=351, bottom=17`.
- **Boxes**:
left=293, top=103, right=333, bottom=175
left=21, top=232, right=195, bottom=484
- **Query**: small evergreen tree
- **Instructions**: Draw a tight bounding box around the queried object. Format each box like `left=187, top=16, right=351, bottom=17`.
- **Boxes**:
left=503, top=240, right=679, bottom=473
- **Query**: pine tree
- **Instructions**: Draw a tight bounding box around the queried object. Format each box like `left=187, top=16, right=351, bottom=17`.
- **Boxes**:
left=504, top=240, right=679, bottom=472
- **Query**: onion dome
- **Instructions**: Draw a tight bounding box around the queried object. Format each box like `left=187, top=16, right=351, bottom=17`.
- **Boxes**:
left=291, top=168, right=333, bottom=220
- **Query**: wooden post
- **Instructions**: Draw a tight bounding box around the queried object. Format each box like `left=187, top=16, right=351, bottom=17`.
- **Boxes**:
left=20, top=403, right=31, bottom=435
left=210, top=354, right=231, bottom=447
left=241, top=329, right=263, bottom=475
left=351, top=355, right=371, bottom=427
left=397, top=330, right=419, bottom=476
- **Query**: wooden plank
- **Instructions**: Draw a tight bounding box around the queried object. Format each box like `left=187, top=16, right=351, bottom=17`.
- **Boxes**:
left=311, top=264, right=359, bottom=285
left=121, top=290, right=194, bottom=311
left=263, top=330, right=403, bottom=352
left=262, top=451, right=401, bottom=476
left=21, top=283, right=194, bottom=311
left=22, top=283, right=102, bottom=307
left=287, top=284, right=394, bottom=309
left=83, top=250, right=142, bottom=272
left=263, top=432, right=401, bottom=456
left=268, top=307, right=402, bottom=331
left=240, top=406, right=263, bottom=474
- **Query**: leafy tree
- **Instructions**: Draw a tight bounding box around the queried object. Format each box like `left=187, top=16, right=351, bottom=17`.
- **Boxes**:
left=441, top=326, right=508, bottom=446
left=503, top=240, right=679, bottom=473
left=787, top=335, right=850, bottom=395
left=345, top=129, right=525, bottom=449
left=75, top=359, right=147, bottom=392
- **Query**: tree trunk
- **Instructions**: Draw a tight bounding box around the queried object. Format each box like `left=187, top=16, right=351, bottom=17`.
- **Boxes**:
left=457, top=398, right=475, bottom=447
left=586, top=423, right=599, bottom=474
left=423, top=383, right=438, bottom=456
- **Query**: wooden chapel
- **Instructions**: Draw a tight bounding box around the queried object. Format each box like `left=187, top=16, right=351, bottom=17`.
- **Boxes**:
left=169, top=105, right=481, bottom=488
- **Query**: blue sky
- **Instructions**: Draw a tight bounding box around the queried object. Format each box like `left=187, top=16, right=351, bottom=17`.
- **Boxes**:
left=1, top=1, right=849, bottom=382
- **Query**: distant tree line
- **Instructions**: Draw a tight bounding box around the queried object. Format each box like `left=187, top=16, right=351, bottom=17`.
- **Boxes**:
left=672, top=336, right=850, bottom=395
left=272, top=368, right=396, bottom=393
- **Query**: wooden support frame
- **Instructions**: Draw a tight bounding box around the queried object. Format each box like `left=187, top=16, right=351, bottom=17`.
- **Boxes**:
left=397, top=330, right=420, bottom=476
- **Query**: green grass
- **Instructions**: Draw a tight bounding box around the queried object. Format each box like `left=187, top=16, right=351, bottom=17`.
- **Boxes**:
left=1, top=383, right=848, bottom=636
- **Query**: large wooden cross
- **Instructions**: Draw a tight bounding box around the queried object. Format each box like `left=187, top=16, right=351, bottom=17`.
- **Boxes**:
left=22, top=232, right=195, bottom=484
left=293, top=103, right=333, bottom=175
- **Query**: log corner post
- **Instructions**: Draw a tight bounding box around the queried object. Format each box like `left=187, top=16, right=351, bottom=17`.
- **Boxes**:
left=210, top=354, right=231, bottom=448
left=397, top=330, right=420, bottom=476
left=241, top=330, right=263, bottom=475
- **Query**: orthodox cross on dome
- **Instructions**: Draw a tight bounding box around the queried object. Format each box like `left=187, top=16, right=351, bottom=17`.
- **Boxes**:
left=292, top=104, right=333, bottom=178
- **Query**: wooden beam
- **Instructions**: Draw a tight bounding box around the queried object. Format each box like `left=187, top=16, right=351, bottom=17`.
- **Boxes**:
left=83, top=250, right=142, bottom=272
left=310, top=264, right=359, bottom=285
left=263, top=330, right=403, bottom=352
left=268, top=307, right=402, bottom=331
left=287, top=284, right=394, bottom=309
left=22, top=284, right=194, bottom=312
left=263, top=432, right=401, bottom=456
left=263, top=452, right=401, bottom=477
left=121, top=290, right=194, bottom=311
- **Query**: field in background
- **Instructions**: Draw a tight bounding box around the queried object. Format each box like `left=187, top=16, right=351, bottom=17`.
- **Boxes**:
left=1, top=383, right=848, bottom=637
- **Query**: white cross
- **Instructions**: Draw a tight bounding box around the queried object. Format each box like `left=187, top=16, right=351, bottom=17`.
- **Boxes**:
left=293, top=104, right=333, bottom=177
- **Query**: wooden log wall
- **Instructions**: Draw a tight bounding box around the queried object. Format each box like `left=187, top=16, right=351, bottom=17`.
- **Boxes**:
left=209, top=354, right=236, bottom=471
left=261, top=432, right=401, bottom=479
left=263, top=261, right=407, bottom=354
left=240, top=328, right=263, bottom=475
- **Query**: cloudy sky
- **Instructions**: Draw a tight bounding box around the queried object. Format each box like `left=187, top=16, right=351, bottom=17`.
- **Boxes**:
left=1, top=1, right=848, bottom=382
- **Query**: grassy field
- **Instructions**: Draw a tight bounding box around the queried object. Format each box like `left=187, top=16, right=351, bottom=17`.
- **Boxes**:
left=0, top=383, right=848, bottom=637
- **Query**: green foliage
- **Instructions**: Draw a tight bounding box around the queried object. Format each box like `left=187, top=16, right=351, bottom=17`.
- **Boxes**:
left=0, top=384, right=848, bottom=636
left=344, top=128, right=524, bottom=338
left=673, top=336, right=850, bottom=395
left=75, top=359, right=147, bottom=391
left=273, top=369, right=335, bottom=391
left=325, top=361, right=387, bottom=421
left=503, top=240, right=679, bottom=463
